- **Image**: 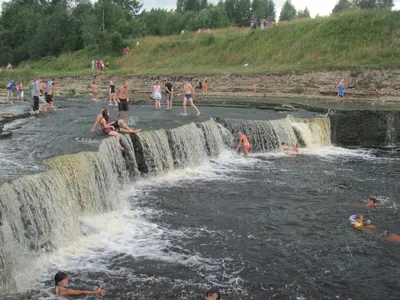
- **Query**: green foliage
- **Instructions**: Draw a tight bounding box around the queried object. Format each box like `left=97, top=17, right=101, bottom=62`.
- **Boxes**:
left=279, top=0, right=297, bottom=22
left=297, top=7, right=311, bottom=19
left=177, top=0, right=208, bottom=12
left=332, top=0, right=355, bottom=14
left=251, top=0, right=276, bottom=22
left=224, top=0, right=252, bottom=26
left=353, top=0, right=393, bottom=9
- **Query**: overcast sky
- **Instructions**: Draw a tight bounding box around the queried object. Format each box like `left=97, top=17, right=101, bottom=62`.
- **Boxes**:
left=141, top=0, right=400, bottom=17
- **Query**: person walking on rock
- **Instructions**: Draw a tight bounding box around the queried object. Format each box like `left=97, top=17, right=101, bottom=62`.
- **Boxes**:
left=117, top=81, right=130, bottom=122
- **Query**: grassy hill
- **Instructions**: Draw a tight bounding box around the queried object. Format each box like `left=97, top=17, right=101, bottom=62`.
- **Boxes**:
left=2, top=9, right=400, bottom=83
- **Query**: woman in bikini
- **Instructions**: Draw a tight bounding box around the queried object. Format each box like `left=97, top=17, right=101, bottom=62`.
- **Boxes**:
left=50, top=272, right=105, bottom=297
left=236, top=131, right=251, bottom=157
left=99, top=109, right=141, bottom=150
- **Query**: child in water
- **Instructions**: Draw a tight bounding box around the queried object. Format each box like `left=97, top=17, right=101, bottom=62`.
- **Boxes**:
left=350, top=214, right=400, bottom=243
left=236, top=131, right=251, bottom=157
left=336, top=79, right=345, bottom=103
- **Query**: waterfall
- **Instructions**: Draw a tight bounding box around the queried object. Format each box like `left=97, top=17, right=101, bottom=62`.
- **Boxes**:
left=269, top=118, right=298, bottom=147
left=199, top=120, right=225, bottom=157
left=167, top=123, right=208, bottom=168
left=217, top=118, right=280, bottom=151
left=133, top=129, right=174, bottom=174
left=385, top=112, right=397, bottom=147
left=0, top=148, right=120, bottom=293
left=291, top=117, right=331, bottom=148
left=120, top=134, right=140, bottom=178
left=0, top=116, right=334, bottom=294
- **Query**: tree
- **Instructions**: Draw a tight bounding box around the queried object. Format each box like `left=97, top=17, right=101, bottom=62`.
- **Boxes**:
left=332, top=0, right=354, bottom=14
left=176, top=0, right=208, bottom=12
left=353, top=0, right=393, bottom=9
left=279, top=0, right=296, bottom=22
left=251, top=0, right=276, bottom=22
left=296, top=7, right=310, bottom=18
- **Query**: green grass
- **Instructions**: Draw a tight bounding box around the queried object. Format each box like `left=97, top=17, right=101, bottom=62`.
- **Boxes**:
left=2, top=9, right=400, bottom=81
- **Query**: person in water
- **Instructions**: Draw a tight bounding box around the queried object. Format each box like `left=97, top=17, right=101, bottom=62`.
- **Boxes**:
left=205, top=287, right=221, bottom=300
left=152, top=80, right=162, bottom=110
left=350, top=214, right=400, bottom=243
left=96, top=108, right=141, bottom=134
left=367, top=195, right=389, bottom=208
left=183, top=80, right=200, bottom=116
left=51, top=272, right=105, bottom=297
left=236, top=131, right=251, bottom=157
left=336, top=79, right=345, bottom=103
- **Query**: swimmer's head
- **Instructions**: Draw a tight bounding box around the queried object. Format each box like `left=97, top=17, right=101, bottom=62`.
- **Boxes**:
left=205, top=287, right=220, bottom=300
left=102, top=109, right=109, bottom=118
left=368, top=195, right=377, bottom=203
left=355, top=214, right=363, bottom=222
left=124, top=81, right=128, bottom=88
left=92, top=81, right=96, bottom=84
left=155, top=80, right=159, bottom=85
left=237, top=131, right=243, bottom=137
left=54, top=272, right=68, bottom=287
left=281, top=142, right=285, bottom=146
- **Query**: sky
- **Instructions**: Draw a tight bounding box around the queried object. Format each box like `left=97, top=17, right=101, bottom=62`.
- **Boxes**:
left=141, top=0, right=400, bottom=18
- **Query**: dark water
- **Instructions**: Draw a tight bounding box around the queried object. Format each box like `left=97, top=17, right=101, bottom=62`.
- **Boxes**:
left=0, top=99, right=316, bottom=181
left=32, top=147, right=400, bottom=300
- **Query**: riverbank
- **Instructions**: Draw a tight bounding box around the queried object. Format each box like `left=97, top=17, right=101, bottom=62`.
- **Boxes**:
left=42, top=69, right=400, bottom=103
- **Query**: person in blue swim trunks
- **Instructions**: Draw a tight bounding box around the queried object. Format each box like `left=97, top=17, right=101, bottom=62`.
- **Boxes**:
left=183, top=80, right=200, bottom=116
left=336, top=79, right=345, bottom=103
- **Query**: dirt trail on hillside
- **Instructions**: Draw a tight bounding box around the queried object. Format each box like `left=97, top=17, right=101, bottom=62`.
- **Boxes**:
left=52, top=69, right=400, bottom=102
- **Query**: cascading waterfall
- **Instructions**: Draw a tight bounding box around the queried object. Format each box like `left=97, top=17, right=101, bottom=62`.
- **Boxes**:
left=167, top=123, right=208, bottom=168
left=269, top=118, right=298, bottom=147
left=291, top=117, right=331, bottom=148
left=200, top=120, right=225, bottom=157
left=133, top=129, right=174, bottom=174
left=217, top=118, right=280, bottom=151
left=0, top=116, right=333, bottom=294
left=120, top=134, right=140, bottom=178
left=385, top=112, right=397, bottom=147
left=0, top=146, right=120, bottom=293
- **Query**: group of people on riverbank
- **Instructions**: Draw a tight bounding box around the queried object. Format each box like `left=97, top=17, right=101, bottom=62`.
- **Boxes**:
left=91, top=60, right=109, bottom=72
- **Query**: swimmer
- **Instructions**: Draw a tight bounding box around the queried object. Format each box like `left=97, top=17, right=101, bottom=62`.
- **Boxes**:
left=349, top=214, right=375, bottom=231
left=236, top=131, right=251, bottom=157
left=50, top=272, right=105, bottom=297
left=205, top=287, right=221, bottom=300
left=350, top=214, right=400, bottom=243
left=183, top=80, right=200, bottom=116
left=91, top=81, right=98, bottom=101
left=101, top=109, right=141, bottom=134
left=281, top=142, right=298, bottom=156
left=281, top=142, right=290, bottom=151
left=367, top=195, right=389, bottom=208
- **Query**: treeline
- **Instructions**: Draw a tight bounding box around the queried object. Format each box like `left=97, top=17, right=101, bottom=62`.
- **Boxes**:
left=0, top=0, right=395, bottom=65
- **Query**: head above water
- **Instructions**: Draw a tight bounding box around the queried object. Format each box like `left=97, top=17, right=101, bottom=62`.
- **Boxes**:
left=54, top=272, right=68, bottom=287
left=237, top=131, right=243, bottom=137
left=368, top=195, right=377, bottom=203
left=205, top=287, right=220, bottom=300
left=355, top=214, right=363, bottom=222
left=281, top=142, right=285, bottom=146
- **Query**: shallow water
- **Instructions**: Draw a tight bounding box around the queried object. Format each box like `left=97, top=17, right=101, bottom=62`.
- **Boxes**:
left=26, top=147, right=400, bottom=300
left=0, top=99, right=316, bottom=182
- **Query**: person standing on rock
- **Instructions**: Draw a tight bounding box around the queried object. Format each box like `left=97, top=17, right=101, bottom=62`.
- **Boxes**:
left=336, top=79, right=345, bottom=103
left=165, top=81, right=174, bottom=110
left=91, top=81, right=98, bottom=101
left=183, top=80, right=200, bottom=116
left=151, top=80, right=162, bottom=110
left=117, top=81, right=130, bottom=122
left=109, top=81, right=118, bottom=106
left=6, top=80, right=15, bottom=100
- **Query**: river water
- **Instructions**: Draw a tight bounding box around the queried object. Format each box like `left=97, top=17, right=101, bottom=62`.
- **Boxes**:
left=0, top=100, right=399, bottom=299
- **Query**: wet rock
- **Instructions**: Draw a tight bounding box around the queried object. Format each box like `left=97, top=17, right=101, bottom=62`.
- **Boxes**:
left=0, top=131, right=12, bottom=139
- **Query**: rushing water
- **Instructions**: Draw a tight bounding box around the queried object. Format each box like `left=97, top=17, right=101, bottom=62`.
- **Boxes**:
left=0, top=101, right=400, bottom=299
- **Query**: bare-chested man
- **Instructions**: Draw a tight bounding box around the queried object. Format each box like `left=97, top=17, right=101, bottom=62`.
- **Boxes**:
left=236, top=131, right=251, bottom=157
left=91, top=81, right=98, bottom=101
left=183, top=80, right=200, bottom=116
left=117, top=81, right=129, bottom=121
